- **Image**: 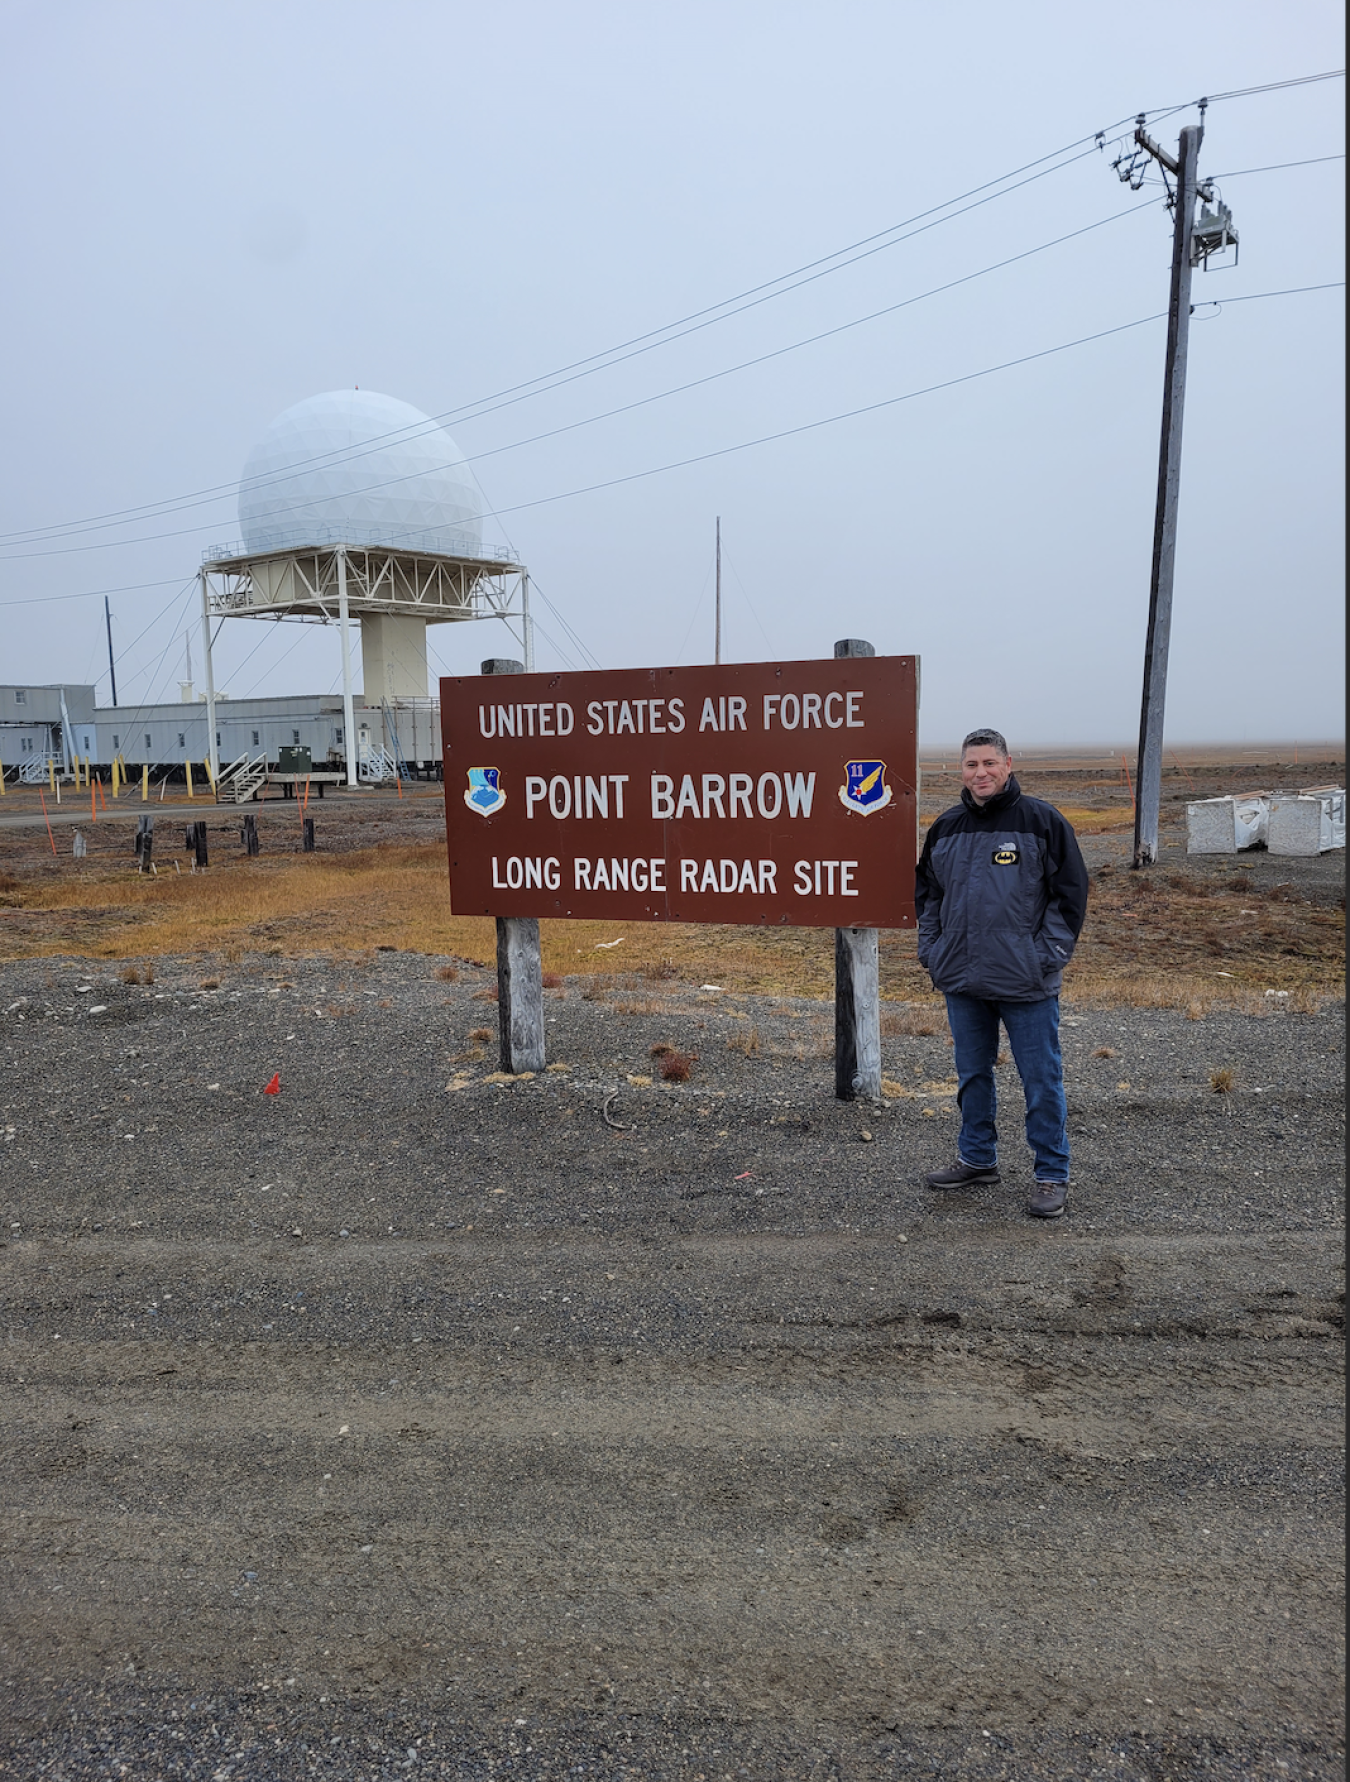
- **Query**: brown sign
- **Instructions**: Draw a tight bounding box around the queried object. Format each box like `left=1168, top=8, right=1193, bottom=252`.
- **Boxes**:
left=440, top=656, right=918, bottom=928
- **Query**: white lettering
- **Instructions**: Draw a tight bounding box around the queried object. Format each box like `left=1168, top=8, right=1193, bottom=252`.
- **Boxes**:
left=699, top=697, right=719, bottom=732
left=617, top=702, right=636, bottom=735
left=525, top=857, right=542, bottom=889
left=758, top=860, right=778, bottom=894
left=525, top=775, right=548, bottom=818
left=545, top=857, right=561, bottom=889
left=539, top=704, right=555, bottom=737
left=802, top=692, right=822, bottom=729
left=794, top=861, right=812, bottom=895
left=780, top=693, right=800, bottom=730
left=728, top=772, right=752, bottom=818
left=675, top=774, right=700, bottom=819
left=702, top=774, right=726, bottom=819
left=522, top=704, right=538, bottom=736
left=841, top=860, right=858, bottom=895
left=784, top=772, right=816, bottom=817
left=631, top=858, right=648, bottom=892
left=507, top=856, right=524, bottom=889
left=649, top=699, right=665, bottom=733
left=479, top=705, right=497, bottom=739
left=492, top=856, right=506, bottom=888
left=593, top=858, right=612, bottom=891
left=650, top=857, right=665, bottom=891
left=846, top=691, right=864, bottom=728
left=756, top=773, right=782, bottom=819
left=737, top=859, right=757, bottom=893
left=727, top=696, right=747, bottom=731
left=667, top=697, right=686, bottom=734
left=609, top=775, right=628, bottom=817
left=575, top=858, right=592, bottom=889
left=681, top=858, right=698, bottom=891
left=585, top=776, right=608, bottom=819
left=700, top=859, right=718, bottom=893
left=763, top=694, right=779, bottom=729
left=557, top=703, right=574, bottom=736
left=651, top=774, right=675, bottom=819
left=586, top=701, right=604, bottom=736
left=824, top=691, right=844, bottom=728
left=498, top=704, right=516, bottom=738
left=548, top=775, right=571, bottom=819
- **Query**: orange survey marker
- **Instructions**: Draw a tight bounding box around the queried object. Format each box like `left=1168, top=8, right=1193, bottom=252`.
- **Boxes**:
left=39, top=792, right=57, bottom=856
left=263, top=1073, right=281, bottom=1096
left=1120, top=754, right=1136, bottom=814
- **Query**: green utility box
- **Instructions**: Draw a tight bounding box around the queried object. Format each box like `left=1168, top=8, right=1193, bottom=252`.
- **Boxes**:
left=277, top=745, right=312, bottom=775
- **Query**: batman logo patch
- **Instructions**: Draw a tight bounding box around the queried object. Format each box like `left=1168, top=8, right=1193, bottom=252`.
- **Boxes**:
left=992, top=845, right=1020, bottom=866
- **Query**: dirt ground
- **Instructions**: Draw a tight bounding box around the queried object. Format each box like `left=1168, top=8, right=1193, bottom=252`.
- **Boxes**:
left=0, top=927, right=1344, bottom=1777
left=0, top=752, right=1343, bottom=1777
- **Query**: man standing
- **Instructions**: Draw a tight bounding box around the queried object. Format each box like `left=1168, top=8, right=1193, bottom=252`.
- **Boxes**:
left=915, top=729, right=1089, bottom=1218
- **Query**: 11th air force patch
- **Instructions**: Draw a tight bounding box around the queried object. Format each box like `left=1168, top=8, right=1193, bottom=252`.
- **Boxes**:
left=839, top=760, right=892, bottom=815
left=464, top=767, right=506, bottom=815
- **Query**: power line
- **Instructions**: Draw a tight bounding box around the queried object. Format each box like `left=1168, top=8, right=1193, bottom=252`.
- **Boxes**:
left=0, top=132, right=1134, bottom=552
left=1205, top=70, right=1344, bottom=102
left=1209, top=154, right=1344, bottom=177
left=0, top=197, right=1153, bottom=564
left=0, top=575, right=185, bottom=610
left=470, top=282, right=1340, bottom=526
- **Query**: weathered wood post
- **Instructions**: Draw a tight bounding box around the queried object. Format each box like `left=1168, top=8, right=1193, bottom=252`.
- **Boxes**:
left=833, top=638, right=882, bottom=1101
left=242, top=814, right=260, bottom=856
left=302, top=817, right=315, bottom=853
left=136, top=814, right=153, bottom=873
left=481, top=657, right=546, bottom=1074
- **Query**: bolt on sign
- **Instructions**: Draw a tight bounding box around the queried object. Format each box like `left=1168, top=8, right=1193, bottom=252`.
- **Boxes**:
left=441, top=657, right=918, bottom=928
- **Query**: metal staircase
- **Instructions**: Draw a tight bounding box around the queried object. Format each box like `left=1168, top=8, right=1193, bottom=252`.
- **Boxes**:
left=215, top=751, right=267, bottom=804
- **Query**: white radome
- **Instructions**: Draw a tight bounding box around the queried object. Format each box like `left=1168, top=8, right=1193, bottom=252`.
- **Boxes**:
left=238, top=389, right=482, bottom=556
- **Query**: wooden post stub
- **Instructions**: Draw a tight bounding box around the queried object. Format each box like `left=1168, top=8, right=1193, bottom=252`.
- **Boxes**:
left=482, top=655, right=546, bottom=1072
left=496, top=914, right=546, bottom=1074
left=835, top=925, right=881, bottom=1101
left=833, top=637, right=876, bottom=659
left=302, top=817, right=315, bottom=852
left=192, top=821, right=209, bottom=869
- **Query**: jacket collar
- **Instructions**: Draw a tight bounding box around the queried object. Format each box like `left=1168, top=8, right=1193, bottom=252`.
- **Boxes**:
left=961, top=772, right=1022, bottom=818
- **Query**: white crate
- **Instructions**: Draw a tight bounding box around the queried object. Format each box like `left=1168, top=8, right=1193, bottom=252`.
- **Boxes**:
left=1186, top=794, right=1270, bottom=854
left=1268, top=788, right=1345, bottom=856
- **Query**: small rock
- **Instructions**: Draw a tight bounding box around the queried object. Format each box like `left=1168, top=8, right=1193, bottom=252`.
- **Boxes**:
left=860, top=1130, right=873, bottom=1143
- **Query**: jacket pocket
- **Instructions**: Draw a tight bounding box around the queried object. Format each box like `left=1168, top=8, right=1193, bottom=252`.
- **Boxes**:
left=976, top=929, right=1045, bottom=1000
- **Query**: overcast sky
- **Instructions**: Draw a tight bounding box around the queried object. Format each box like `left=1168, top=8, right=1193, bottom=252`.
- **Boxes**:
left=0, top=0, right=1343, bottom=746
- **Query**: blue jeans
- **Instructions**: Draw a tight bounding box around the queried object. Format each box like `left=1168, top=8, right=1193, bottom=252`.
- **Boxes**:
left=944, top=993, right=1070, bottom=1183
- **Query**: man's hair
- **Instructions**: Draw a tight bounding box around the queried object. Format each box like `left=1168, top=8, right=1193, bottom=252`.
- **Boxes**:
left=961, top=727, right=1009, bottom=758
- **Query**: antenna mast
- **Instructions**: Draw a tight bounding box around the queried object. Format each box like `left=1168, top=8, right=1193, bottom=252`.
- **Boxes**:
left=105, top=596, right=118, bottom=707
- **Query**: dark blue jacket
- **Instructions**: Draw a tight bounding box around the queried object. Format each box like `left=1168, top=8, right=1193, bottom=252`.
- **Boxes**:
left=915, top=775, right=1089, bottom=1001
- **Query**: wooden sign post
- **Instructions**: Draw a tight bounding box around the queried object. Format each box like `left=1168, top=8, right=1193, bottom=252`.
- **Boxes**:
left=445, top=646, right=919, bottom=1097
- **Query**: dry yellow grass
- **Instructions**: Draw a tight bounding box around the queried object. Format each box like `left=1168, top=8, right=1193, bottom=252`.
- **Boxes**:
left=0, top=837, right=1341, bottom=1016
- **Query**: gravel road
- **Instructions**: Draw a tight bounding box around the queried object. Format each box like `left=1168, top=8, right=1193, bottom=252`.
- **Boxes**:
left=0, top=948, right=1343, bottom=1780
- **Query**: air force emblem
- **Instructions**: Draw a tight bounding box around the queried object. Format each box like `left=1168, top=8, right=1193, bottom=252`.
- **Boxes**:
left=464, top=767, right=506, bottom=816
left=839, top=760, right=892, bottom=815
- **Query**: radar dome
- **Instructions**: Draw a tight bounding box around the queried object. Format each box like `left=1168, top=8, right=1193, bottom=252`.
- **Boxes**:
left=238, top=390, right=482, bottom=556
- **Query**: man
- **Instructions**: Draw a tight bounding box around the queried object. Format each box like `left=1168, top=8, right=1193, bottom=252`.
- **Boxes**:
left=914, top=729, right=1089, bottom=1218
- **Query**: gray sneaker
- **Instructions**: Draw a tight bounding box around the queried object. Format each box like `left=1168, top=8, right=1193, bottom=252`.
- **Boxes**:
left=1028, top=1182, right=1068, bottom=1219
left=924, top=1161, right=1001, bottom=1189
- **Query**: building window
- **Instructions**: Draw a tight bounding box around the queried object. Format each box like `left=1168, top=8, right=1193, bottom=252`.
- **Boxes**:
left=112, top=734, right=120, bottom=749
left=216, top=732, right=222, bottom=747
left=21, top=737, right=33, bottom=753
left=293, top=729, right=301, bottom=745
left=177, top=732, right=185, bottom=748
left=14, top=690, right=25, bottom=706
left=83, top=735, right=91, bottom=752
left=335, top=727, right=343, bottom=743
left=144, top=734, right=152, bottom=749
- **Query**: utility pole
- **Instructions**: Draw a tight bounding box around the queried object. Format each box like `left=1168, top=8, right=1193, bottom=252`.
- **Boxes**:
left=1113, top=106, right=1235, bottom=867
left=714, top=516, right=722, bottom=665
left=104, top=596, right=118, bottom=706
